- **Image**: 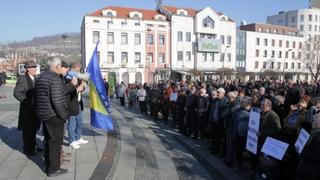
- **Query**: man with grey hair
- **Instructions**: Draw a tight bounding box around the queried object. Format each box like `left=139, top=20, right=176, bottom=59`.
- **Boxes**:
left=35, top=57, right=68, bottom=177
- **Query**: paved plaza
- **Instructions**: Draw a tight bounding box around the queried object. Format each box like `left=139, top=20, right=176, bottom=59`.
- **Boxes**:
left=0, top=87, right=249, bottom=180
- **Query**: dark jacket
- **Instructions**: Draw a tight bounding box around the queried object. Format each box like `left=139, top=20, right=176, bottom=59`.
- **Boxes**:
left=13, top=74, right=39, bottom=130
left=259, top=110, right=281, bottom=140
left=35, top=69, right=68, bottom=122
left=224, top=100, right=240, bottom=130
left=176, top=94, right=187, bottom=115
left=196, top=96, right=209, bottom=114
left=272, top=104, right=287, bottom=127
left=148, top=88, right=161, bottom=107
left=65, top=78, right=81, bottom=116
left=296, top=130, right=320, bottom=180
left=186, top=94, right=197, bottom=112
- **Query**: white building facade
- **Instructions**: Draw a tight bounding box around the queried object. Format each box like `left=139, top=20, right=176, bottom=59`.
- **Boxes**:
left=267, top=8, right=320, bottom=40
left=81, top=7, right=170, bottom=87
left=158, top=5, right=236, bottom=81
left=237, top=23, right=307, bottom=82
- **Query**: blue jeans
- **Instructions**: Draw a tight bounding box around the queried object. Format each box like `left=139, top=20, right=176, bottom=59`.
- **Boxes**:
left=67, top=107, right=83, bottom=143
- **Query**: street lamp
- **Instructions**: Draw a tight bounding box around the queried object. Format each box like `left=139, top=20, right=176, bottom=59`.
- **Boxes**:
left=282, top=49, right=293, bottom=82
left=222, top=45, right=231, bottom=80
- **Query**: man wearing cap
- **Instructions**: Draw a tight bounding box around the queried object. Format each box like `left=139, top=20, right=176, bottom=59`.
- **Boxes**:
left=14, top=61, right=41, bottom=156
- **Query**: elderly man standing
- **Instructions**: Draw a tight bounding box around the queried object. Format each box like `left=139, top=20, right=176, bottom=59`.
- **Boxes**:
left=35, top=58, right=68, bottom=177
left=14, top=61, right=41, bottom=156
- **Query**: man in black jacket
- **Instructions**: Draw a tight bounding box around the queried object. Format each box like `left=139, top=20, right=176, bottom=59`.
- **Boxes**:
left=35, top=58, right=69, bottom=177
left=13, top=61, right=41, bottom=156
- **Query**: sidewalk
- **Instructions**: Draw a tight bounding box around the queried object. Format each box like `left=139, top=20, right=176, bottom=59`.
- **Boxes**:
left=0, top=89, right=250, bottom=180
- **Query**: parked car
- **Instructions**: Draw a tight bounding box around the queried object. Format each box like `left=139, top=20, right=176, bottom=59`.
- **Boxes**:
left=6, top=76, right=17, bottom=84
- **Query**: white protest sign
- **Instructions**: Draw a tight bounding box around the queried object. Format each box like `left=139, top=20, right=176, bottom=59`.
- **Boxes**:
left=170, top=93, right=178, bottom=101
left=295, top=128, right=310, bottom=154
left=246, top=129, right=259, bottom=154
left=248, top=110, right=260, bottom=131
left=261, top=137, right=289, bottom=160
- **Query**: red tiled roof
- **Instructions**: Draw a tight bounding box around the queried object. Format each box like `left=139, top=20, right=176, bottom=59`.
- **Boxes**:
left=162, top=5, right=198, bottom=17
left=89, top=6, right=164, bottom=21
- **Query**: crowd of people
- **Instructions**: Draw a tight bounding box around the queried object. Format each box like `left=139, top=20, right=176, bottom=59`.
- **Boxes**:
left=115, top=79, right=320, bottom=180
left=13, top=59, right=87, bottom=177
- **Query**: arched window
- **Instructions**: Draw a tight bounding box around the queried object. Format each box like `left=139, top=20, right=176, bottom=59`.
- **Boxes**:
left=203, top=16, right=215, bottom=28
left=106, top=11, right=113, bottom=18
left=133, top=14, right=140, bottom=20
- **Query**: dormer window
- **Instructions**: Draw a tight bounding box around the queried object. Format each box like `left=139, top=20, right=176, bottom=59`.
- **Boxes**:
left=102, top=9, right=117, bottom=17
left=154, top=14, right=166, bottom=21
left=203, top=16, right=214, bottom=29
left=106, top=12, right=113, bottom=18
left=130, top=11, right=142, bottom=20
left=133, top=14, right=140, bottom=20
left=177, top=9, right=188, bottom=16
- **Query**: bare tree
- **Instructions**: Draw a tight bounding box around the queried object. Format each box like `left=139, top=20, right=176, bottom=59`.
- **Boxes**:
left=303, top=37, right=320, bottom=81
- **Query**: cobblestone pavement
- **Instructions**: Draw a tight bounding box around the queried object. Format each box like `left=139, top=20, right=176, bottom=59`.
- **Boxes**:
left=0, top=87, right=249, bottom=180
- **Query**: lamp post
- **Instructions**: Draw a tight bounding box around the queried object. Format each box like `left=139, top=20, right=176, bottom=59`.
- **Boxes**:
left=222, top=45, right=231, bottom=80
left=282, top=49, right=293, bottom=82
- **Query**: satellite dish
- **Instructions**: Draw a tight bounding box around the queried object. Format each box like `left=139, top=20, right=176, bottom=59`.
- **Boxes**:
left=240, top=20, right=247, bottom=26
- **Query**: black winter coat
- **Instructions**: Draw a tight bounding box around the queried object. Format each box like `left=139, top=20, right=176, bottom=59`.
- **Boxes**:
left=13, top=74, right=39, bottom=131
left=35, top=70, right=68, bottom=122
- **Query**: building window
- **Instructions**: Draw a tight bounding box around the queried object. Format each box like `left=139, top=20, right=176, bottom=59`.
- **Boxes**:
left=227, top=53, right=231, bottom=62
left=300, top=25, right=304, bottom=31
left=255, top=49, right=259, bottom=57
left=316, top=25, right=318, bottom=32
left=186, top=32, right=191, bottom=42
left=263, top=62, right=266, bottom=68
left=264, top=50, right=267, bottom=57
left=178, top=51, right=183, bottom=61
left=159, top=53, right=165, bottom=63
left=293, top=41, right=296, bottom=48
left=316, top=15, right=318, bottom=22
left=308, top=25, right=312, bottom=31
left=271, top=39, right=275, bottom=47
left=292, top=52, right=295, bottom=59
left=298, top=52, right=302, bottom=59
left=271, top=62, right=274, bottom=69
left=291, top=16, right=296, bottom=23
left=264, top=39, right=268, bottom=46
left=186, top=51, right=191, bottom=61
left=271, top=50, right=275, bottom=58
left=277, top=62, right=281, bottom=69
left=279, top=40, right=282, bottom=47
left=203, top=53, right=207, bottom=61
left=107, top=52, right=114, bottom=64
left=220, top=35, right=225, bottom=44
left=97, top=51, right=100, bottom=63
left=121, top=52, right=128, bottom=64
left=285, top=51, right=288, bottom=58
left=227, top=36, right=231, bottom=45
left=159, top=35, right=165, bottom=45
left=298, top=63, right=301, bottom=69
left=220, top=53, right=225, bottom=62
left=309, top=14, right=312, bottom=22
left=121, top=33, right=128, bottom=44
left=256, top=38, right=260, bottom=45
left=107, top=32, right=114, bottom=44
left=300, top=15, right=304, bottom=22
left=285, top=62, right=288, bottom=69
left=147, top=34, right=154, bottom=44
left=134, top=52, right=141, bottom=63
left=135, top=33, right=141, bottom=45
left=279, top=51, right=282, bottom=58
left=203, top=16, right=215, bottom=28
left=255, top=61, right=259, bottom=68
left=178, top=31, right=183, bottom=41
left=209, top=52, right=214, bottom=61
left=93, top=31, right=100, bottom=43
left=147, top=53, right=153, bottom=64
left=291, top=62, right=294, bottom=69
left=286, top=41, right=289, bottom=48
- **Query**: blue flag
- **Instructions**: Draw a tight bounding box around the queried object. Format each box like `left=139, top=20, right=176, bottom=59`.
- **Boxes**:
left=86, top=41, right=114, bottom=131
